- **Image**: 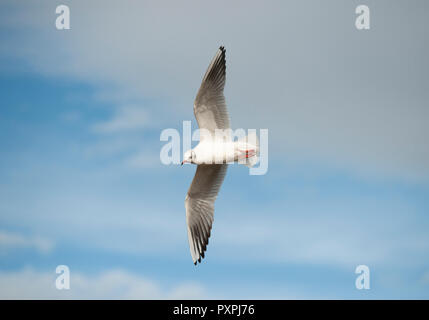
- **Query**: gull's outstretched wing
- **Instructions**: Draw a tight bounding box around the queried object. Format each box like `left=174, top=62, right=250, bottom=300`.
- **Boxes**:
left=194, top=46, right=230, bottom=134
left=185, top=164, right=228, bottom=264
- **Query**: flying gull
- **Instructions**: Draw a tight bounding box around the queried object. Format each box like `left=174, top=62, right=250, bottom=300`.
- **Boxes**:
left=181, top=46, right=259, bottom=264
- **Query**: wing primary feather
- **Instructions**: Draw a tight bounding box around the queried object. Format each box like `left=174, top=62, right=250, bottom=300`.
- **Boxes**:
left=185, top=164, right=227, bottom=264
left=194, top=47, right=230, bottom=133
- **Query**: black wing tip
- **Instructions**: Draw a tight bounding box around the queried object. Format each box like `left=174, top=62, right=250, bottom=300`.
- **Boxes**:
left=194, top=256, right=202, bottom=266
left=193, top=248, right=208, bottom=266
left=219, top=46, right=226, bottom=60
left=191, top=222, right=212, bottom=266
left=218, top=46, right=226, bottom=75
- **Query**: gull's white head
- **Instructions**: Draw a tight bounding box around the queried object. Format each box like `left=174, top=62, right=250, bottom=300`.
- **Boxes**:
left=181, top=149, right=195, bottom=165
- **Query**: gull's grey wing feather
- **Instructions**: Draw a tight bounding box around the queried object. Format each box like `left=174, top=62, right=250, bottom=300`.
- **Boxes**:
left=194, top=46, right=230, bottom=134
left=185, top=164, right=228, bottom=264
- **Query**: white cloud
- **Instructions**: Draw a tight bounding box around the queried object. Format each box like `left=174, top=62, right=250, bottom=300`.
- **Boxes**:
left=0, top=231, right=54, bottom=254
left=83, top=136, right=142, bottom=158
left=92, top=105, right=148, bottom=134
left=124, top=150, right=161, bottom=169
left=59, top=110, right=81, bottom=123
left=0, top=268, right=206, bottom=299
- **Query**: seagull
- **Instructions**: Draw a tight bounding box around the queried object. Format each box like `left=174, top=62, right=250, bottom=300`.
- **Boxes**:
left=182, top=46, right=259, bottom=264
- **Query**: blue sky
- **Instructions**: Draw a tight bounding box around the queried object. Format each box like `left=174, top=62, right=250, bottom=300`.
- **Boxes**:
left=0, top=0, right=429, bottom=299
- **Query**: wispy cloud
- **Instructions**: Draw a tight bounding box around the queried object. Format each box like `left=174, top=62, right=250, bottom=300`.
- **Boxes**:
left=123, top=150, right=162, bottom=169
left=92, top=105, right=148, bottom=134
left=83, top=136, right=143, bottom=158
left=0, top=231, right=54, bottom=254
left=0, top=268, right=206, bottom=299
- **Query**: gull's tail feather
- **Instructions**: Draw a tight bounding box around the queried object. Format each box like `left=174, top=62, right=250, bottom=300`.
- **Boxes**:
left=236, top=132, right=260, bottom=168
